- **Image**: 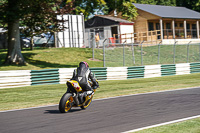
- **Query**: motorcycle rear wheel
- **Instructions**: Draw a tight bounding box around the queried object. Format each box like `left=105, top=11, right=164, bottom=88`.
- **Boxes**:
left=59, top=93, right=73, bottom=113
left=80, top=97, right=93, bottom=109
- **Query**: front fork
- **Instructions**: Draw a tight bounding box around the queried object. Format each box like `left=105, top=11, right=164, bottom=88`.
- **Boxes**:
left=67, top=88, right=95, bottom=107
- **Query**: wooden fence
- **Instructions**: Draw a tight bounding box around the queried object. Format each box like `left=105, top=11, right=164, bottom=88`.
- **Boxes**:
left=112, top=30, right=161, bottom=44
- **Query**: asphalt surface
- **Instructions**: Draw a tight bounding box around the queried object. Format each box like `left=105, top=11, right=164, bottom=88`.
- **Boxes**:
left=1, top=87, right=200, bottom=133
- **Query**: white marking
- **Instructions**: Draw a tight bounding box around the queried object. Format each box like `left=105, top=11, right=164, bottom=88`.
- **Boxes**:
left=0, top=86, right=199, bottom=113
left=122, top=115, right=200, bottom=133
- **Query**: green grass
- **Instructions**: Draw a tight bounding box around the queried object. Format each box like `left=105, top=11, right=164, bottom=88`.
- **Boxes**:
left=0, top=48, right=104, bottom=70
left=1, top=73, right=200, bottom=111
left=1, top=45, right=200, bottom=70
left=104, top=44, right=200, bottom=67
left=135, top=118, right=200, bottom=133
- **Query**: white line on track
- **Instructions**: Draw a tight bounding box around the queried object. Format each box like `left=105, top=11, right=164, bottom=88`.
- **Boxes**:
left=0, top=86, right=199, bottom=113
left=121, top=115, right=200, bottom=133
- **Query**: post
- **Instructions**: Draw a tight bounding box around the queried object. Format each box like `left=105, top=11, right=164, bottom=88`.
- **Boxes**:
left=92, top=32, right=95, bottom=60
left=81, top=13, right=85, bottom=47
left=63, top=31, right=65, bottom=47
left=93, top=42, right=94, bottom=60
left=125, top=33, right=127, bottom=43
left=158, top=42, right=161, bottom=64
left=62, top=15, right=66, bottom=47
left=54, top=32, right=57, bottom=48
left=197, top=20, right=199, bottom=39
left=184, top=20, right=187, bottom=39
left=132, top=43, right=135, bottom=64
left=68, top=15, right=71, bottom=47
left=173, top=41, right=177, bottom=64
left=71, top=15, right=74, bottom=47
left=141, top=41, right=144, bottom=66
left=151, top=31, right=153, bottom=44
left=187, top=41, right=191, bottom=63
left=76, top=15, right=80, bottom=47
left=172, top=19, right=175, bottom=39
left=88, top=32, right=90, bottom=48
left=103, top=39, right=107, bottom=67
left=123, top=41, right=126, bottom=66
left=160, top=19, right=163, bottom=40
left=156, top=30, right=158, bottom=44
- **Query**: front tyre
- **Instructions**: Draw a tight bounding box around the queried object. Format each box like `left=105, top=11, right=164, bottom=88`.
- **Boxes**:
left=59, top=93, right=73, bottom=113
left=80, top=97, right=93, bottom=109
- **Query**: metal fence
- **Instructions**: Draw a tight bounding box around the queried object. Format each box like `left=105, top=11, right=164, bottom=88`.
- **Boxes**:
left=100, top=41, right=200, bottom=67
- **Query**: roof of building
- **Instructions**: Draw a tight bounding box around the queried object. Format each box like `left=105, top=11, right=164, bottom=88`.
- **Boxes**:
left=85, top=15, right=133, bottom=28
left=133, top=3, right=200, bottom=19
left=97, top=15, right=133, bottom=23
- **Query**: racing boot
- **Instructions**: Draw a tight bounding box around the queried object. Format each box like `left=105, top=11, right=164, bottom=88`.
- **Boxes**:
left=86, top=90, right=94, bottom=96
left=78, top=93, right=85, bottom=104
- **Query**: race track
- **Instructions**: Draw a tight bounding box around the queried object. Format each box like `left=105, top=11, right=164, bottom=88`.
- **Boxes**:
left=1, top=87, right=200, bottom=133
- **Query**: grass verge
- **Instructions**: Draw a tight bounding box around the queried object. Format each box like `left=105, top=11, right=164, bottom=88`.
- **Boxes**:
left=135, top=117, right=200, bottom=133
left=1, top=73, right=200, bottom=111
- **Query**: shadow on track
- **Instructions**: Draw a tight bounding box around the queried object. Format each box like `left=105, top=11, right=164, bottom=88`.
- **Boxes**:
left=44, top=108, right=82, bottom=114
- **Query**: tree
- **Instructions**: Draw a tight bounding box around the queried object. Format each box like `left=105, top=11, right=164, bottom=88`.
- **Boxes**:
left=0, top=0, right=74, bottom=65
left=136, top=0, right=176, bottom=6
left=73, top=0, right=138, bottom=21
left=176, top=0, right=200, bottom=12
left=73, top=0, right=108, bottom=20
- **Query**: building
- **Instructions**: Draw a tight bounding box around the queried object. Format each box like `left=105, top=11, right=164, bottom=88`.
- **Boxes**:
left=56, top=14, right=85, bottom=48
left=107, top=4, right=200, bottom=44
left=85, top=15, right=134, bottom=47
left=132, top=3, right=200, bottom=44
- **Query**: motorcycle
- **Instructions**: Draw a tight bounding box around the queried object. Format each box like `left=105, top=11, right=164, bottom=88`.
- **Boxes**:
left=59, top=80, right=98, bottom=113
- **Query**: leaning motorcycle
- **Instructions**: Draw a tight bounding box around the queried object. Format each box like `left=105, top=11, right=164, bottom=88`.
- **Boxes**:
left=59, top=80, right=98, bottom=113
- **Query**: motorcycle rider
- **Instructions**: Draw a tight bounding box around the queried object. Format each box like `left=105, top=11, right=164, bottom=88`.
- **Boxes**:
left=71, top=61, right=99, bottom=103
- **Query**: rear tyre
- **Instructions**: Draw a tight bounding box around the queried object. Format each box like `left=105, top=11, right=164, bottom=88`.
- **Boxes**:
left=59, top=93, right=73, bottom=113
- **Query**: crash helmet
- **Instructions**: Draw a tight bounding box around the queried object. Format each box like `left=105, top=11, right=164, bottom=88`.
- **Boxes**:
left=79, top=61, right=89, bottom=68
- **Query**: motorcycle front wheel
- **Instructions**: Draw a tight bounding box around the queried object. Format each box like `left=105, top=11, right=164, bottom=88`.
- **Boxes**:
left=59, top=93, right=73, bottom=113
left=80, top=96, right=93, bottom=109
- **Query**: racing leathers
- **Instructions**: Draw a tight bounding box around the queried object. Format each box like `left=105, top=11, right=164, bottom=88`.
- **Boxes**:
left=71, top=62, right=99, bottom=95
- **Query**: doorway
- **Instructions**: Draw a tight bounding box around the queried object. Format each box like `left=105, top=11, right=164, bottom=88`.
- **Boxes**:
left=111, top=26, right=118, bottom=43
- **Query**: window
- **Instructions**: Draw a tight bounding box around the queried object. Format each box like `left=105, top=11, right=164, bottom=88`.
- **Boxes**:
left=166, top=23, right=171, bottom=29
left=90, top=29, right=94, bottom=32
left=179, top=23, right=183, bottom=27
left=187, top=24, right=190, bottom=30
left=175, top=23, right=178, bottom=27
left=148, top=22, right=154, bottom=31
left=156, top=23, right=160, bottom=30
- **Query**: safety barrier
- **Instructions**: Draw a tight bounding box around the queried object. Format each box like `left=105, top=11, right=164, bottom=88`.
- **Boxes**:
left=1, top=62, right=200, bottom=89
left=90, top=67, right=107, bottom=80
left=0, top=70, right=31, bottom=89
left=59, top=68, right=75, bottom=84
left=31, top=69, right=60, bottom=85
